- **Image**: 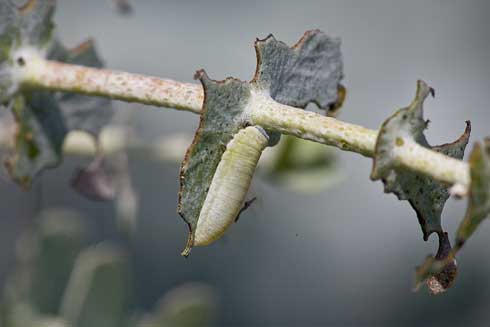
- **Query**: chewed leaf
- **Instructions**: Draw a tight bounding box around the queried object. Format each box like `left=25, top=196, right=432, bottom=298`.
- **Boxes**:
left=0, top=1, right=113, bottom=187
left=371, top=81, right=470, bottom=241
left=0, top=0, right=56, bottom=103
left=6, top=40, right=113, bottom=187
left=383, top=123, right=470, bottom=240
left=455, top=140, right=490, bottom=249
left=253, top=30, right=343, bottom=111
left=414, top=139, right=490, bottom=294
left=178, top=72, right=252, bottom=252
left=372, top=80, right=433, bottom=180
left=414, top=232, right=457, bottom=295
left=178, top=30, right=344, bottom=254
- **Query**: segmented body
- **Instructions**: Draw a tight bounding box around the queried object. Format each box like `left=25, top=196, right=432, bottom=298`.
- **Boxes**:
left=194, top=126, right=269, bottom=246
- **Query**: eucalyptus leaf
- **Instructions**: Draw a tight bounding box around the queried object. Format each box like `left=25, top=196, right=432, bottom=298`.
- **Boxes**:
left=71, top=155, right=116, bottom=201
left=263, top=134, right=341, bottom=193
left=253, top=30, right=343, bottom=112
left=5, top=39, right=113, bottom=188
left=371, top=81, right=470, bottom=241
left=60, top=244, right=130, bottom=327
left=0, top=0, right=113, bottom=187
left=455, top=139, right=490, bottom=249
left=178, top=30, right=344, bottom=253
left=0, top=0, right=55, bottom=103
left=2, top=209, right=86, bottom=317
left=415, top=139, right=490, bottom=294
left=141, top=283, right=217, bottom=327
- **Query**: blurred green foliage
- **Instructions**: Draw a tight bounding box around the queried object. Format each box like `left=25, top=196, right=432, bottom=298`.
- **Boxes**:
left=0, top=209, right=217, bottom=327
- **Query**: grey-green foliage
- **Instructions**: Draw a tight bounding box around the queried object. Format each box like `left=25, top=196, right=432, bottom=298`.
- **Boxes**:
left=1, top=209, right=217, bottom=327
left=368, top=81, right=472, bottom=295
left=3, top=209, right=86, bottom=316
left=0, top=0, right=55, bottom=102
left=416, top=138, right=490, bottom=293
left=6, top=39, right=112, bottom=188
left=1, top=209, right=87, bottom=326
left=253, top=30, right=343, bottom=111
left=370, top=81, right=472, bottom=294
left=139, top=284, right=216, bottom=327
left=178, top=30, right=343, bottom=254
left=264, top=134, right=341, bottom=193
left=455, top=139, right=490, bottom=248
left=0, top=0, right=113, bottom=188
left=178, top=72, right=252, bottom=252
left=371, top=80, right=470, bottom=242
left=26, top=210, right=87, bottom=314
left=60, top=244, right=130, bottom=327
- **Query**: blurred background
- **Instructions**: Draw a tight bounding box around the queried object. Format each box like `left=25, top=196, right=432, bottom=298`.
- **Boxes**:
left=2, top=0, right=490, bottom=326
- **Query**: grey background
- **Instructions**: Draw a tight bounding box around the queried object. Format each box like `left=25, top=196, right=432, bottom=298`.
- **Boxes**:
left=2, top=0, right=490, bottom=326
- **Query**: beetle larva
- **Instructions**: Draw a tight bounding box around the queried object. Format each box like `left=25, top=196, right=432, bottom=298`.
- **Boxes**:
left=193, top=126, right=269, bottom=246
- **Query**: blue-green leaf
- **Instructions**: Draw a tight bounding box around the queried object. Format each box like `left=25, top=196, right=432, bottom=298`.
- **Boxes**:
left=178, top=30, right=344, bottom=254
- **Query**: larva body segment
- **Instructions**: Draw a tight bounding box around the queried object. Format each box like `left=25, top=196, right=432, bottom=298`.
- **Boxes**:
left=194, top=126, right=269, bottom=246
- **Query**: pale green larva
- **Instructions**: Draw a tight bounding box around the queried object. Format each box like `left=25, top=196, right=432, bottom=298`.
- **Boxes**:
left=193, top=126, right=269, bottom=246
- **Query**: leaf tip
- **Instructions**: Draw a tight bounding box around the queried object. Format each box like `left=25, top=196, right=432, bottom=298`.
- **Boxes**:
left=181, top=226, right=194, bottom=258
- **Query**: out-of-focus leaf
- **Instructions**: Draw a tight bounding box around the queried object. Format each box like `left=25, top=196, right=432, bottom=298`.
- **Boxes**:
left=60, top=243, right=130, bottom=327
left=415, top=138, right=490, bottom=292
left=262, top=134, right=342, bottom=193
left=178, top=30, right=344, bottom=254
left=371, top=81, right=470, bottom=242
left=140, top=283, right=217, bottom=327
left=0, top=0, right=55, bottom=103
left=6, top=39, right=113, bottom=188
left=71, top=155, right=116, bottom=201
left=0, top=0, right=112, bottom=188
left=455, top=139, right=490, bottom=249
left=112, top=0, right=132, bottom=15
left=1, top=301, right=68, bottom=327
left=3, top=209, right=86, bottom=315
left=70, top=135, right=139, bottom=234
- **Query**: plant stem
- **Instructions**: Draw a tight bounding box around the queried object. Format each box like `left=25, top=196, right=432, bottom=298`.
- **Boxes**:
left=247, top=91, right=377, bottom=157
left=392, top=138, right=470, bottom=190
left=247, top=91, right=471, bottom=189
left=17, top=57, right=471, bottom=191
left=19, top=56, right=204, bottom=113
